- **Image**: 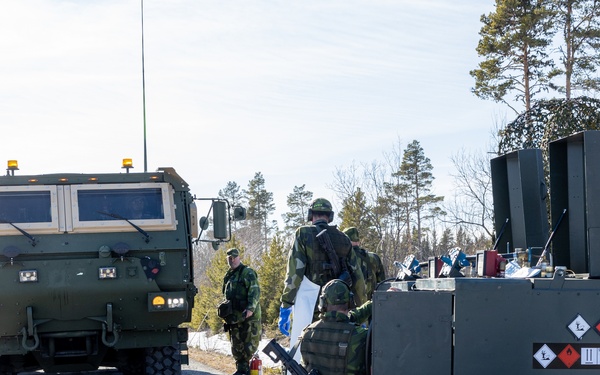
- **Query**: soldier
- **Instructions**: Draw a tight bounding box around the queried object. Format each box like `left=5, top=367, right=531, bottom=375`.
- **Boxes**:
left=343, top=227, right=385, bottom=300
left=278, top=198, right=367, bottom=337
left=299, top=279, right=368, bottom=375
left=219, top=248, right=261, bottom=375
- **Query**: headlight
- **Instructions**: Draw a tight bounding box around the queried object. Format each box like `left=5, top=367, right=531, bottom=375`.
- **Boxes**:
left=168, top=298, right=185, bottom=309
left=99, top=266, right=117, bottom=279
left=19, top=270, right=38, bottom=283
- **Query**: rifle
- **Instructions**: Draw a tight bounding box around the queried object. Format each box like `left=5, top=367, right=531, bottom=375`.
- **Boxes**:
left=262, top=339, right=320, bottom=375
left=316, top=229, right=352, bottom=287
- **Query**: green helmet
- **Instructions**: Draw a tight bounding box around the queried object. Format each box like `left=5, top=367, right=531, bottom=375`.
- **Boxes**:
left=307, top=198, right=334, bottom=222
left=318, top=279, right=352, bottom=311
left=343, top=227, right=360, bottom=242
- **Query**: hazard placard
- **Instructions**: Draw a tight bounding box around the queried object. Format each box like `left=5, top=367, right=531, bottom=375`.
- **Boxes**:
left=533, top=343, right=600, bottom=370
left=568, top=314, right=591, bottom=340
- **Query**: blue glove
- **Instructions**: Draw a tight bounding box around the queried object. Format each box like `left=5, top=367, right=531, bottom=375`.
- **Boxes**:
left=278, top=306, right=292, bottom=336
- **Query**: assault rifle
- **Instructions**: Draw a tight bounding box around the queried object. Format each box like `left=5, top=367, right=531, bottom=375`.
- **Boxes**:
left=262, top=339, right=320, bottom=375
left=316, top=229, right=352, bottom=287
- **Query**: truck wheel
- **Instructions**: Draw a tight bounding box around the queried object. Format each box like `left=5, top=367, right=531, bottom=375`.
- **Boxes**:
left=117, top=348, right=145, bottom=375
left=145, top=345, right=181, bottom=375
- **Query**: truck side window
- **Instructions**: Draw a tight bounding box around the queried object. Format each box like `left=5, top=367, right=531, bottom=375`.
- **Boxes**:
left=0, top=191, right=52, bottom=223
left=78, top=188, right=164, bottom=221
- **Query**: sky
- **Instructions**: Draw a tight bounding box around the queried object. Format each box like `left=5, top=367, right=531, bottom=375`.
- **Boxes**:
left=0, top=0, right=505, bottom=224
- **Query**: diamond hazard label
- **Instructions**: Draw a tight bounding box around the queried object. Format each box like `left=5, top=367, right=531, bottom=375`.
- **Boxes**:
left=568, top=314, right=591, bottom=340
left=534, top=344, right=556, bottom=368
left=534, top=343, right=600, bottom=369
left=558, top=344, right=580, bottom=368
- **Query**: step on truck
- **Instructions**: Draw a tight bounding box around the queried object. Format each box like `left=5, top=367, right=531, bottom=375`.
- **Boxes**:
left=0, top=162, right=243, bottom=374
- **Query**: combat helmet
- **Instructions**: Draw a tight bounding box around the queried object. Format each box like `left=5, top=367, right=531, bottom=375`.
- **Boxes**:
left=307, top=198, right=334, bottom=223
left=318, top=279, right=352, bottom=312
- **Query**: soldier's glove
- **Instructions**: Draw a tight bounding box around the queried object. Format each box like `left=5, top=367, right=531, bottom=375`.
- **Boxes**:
left=278, top=306, right=292, bottom=336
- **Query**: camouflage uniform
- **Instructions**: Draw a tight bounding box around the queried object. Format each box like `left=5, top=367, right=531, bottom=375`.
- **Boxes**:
left=343, top=227, right=386, bottom=300
left=299, top=280, right=368, bottom=375
left=349, top=300, right=372, bottom=325
left=280, top=219, right=368, bottom=319
left=222, top=249, right=261, bottom=375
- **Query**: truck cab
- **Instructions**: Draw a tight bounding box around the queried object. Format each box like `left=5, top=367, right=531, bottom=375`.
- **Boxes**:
left=0, top=164, right=237, bottom=374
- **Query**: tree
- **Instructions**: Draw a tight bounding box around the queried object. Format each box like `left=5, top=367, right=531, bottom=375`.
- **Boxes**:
left=397, top=140, right=444, bottom=258
left=552, top=0, right=600, bottom=98
left=338, top=188, right=370, bottom=232
left=282, top=185, right=313, bottom=234
left=445, top=148, right=495, bottom=242
left=471, top=0, right=555, bottom=114
left=498, top=96, right=600, bottom=154
left=219, top=181, right=245, bottom=231
left=243, top=172, right=276, bottom=254
left=256, top=235, right=288, bottom=330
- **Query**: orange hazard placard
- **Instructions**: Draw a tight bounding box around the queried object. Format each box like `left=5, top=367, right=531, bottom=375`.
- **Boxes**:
left=558, top=344, right=580, bottom=368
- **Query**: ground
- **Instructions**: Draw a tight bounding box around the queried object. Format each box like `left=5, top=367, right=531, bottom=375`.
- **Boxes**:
left=189, top=347, right=236, bottom=374
left=188, top=328, right=288, bottom=375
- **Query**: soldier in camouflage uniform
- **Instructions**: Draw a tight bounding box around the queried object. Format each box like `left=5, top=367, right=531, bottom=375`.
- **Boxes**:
left=299, top=279, right=368, bottom=375
left=343, top=227, right=385, bottom=300
left=221, top=248, right=261, bottom=375
left=278, top=198, right=367, bottom=336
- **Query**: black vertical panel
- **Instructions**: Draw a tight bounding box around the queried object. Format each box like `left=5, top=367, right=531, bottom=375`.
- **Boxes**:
left=549, top=131, right=600, bottom=276
left=491, top=156, right=512, bottom=253
left=491, top=149, right=549, bottom=253
left=371, top=289, right=453, bottom=375
left=548, top=140, right=571, bottom=268
left=584, top=133, right=600, bottom=277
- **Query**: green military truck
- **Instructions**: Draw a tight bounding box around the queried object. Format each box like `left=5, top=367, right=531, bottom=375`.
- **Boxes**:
left=0, top=164, right=240, bottom=374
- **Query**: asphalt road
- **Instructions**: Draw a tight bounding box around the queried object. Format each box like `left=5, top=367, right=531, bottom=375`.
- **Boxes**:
left=18, top=357, right=226, bottom=375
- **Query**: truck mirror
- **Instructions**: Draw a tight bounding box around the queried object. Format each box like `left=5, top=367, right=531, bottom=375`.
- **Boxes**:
left=199, top=216, right=209, bottom=230
left=213, top=201, right=228, bottom=240
left=233, top=206, right=246, bottom=221
left=212, top=242, right=220, bottom=250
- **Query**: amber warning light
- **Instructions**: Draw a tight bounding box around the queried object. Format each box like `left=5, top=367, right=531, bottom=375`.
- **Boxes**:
left=6, top=160, right=18, bottom=176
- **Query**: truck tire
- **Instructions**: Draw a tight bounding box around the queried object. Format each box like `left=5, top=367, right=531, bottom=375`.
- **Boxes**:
left=145, top=345, right=181, bottom=375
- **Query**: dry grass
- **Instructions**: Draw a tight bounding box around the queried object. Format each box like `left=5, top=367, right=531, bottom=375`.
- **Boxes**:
left=189, top=347, right=236, bottom=374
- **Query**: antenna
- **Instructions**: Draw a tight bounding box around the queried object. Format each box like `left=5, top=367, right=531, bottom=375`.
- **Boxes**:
left=141, top=0, right=148, bottom=172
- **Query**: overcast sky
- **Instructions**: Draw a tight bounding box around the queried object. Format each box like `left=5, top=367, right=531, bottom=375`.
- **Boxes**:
left=1, top=0, right=505, bottom=223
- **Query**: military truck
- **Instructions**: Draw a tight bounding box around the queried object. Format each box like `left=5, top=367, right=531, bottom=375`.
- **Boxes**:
left=0, top=163, right=242, bottom=374
left=371, top=131, right=600, bottom=374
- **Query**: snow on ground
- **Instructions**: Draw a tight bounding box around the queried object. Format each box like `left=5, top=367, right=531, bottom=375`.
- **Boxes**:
left=188, top=331, right=278, bottom=368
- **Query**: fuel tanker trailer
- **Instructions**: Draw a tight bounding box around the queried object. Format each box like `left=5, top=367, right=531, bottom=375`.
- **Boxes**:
left=0, top=160, right=244, bottom=374
left=371, top=131, right=600, bottom=375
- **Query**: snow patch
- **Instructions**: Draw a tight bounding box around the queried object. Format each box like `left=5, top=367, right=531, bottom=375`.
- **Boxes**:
left=188, top=331, right=278, bottom=368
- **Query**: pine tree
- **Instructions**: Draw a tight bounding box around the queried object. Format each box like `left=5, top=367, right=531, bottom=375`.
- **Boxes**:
left=282, top=185, right=313, bottom=234
left=398, top=140, right=443, bottom=259
left=243, top=172, right=276, bottom=254
left=257, top=235, right=288, bottom=330
left=552, top=0, right=600, bottom=98
left=470, top=0, right=555, bottom=113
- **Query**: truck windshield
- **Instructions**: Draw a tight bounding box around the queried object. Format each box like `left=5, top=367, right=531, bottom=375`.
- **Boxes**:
left=0, top=191, right=52, bottom=223
left=78, top=188, right=164, bottom=221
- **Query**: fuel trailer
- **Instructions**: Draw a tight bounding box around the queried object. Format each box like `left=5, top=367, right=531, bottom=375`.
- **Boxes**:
left=371, top=131, right=600, bottom=374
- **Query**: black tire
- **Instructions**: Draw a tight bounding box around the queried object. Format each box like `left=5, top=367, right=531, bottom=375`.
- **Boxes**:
left=117, top=348, right=145, bottom=375
left=145, top=345, right=181, bottom=375
left=118, top=360, right=145, bottom=375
